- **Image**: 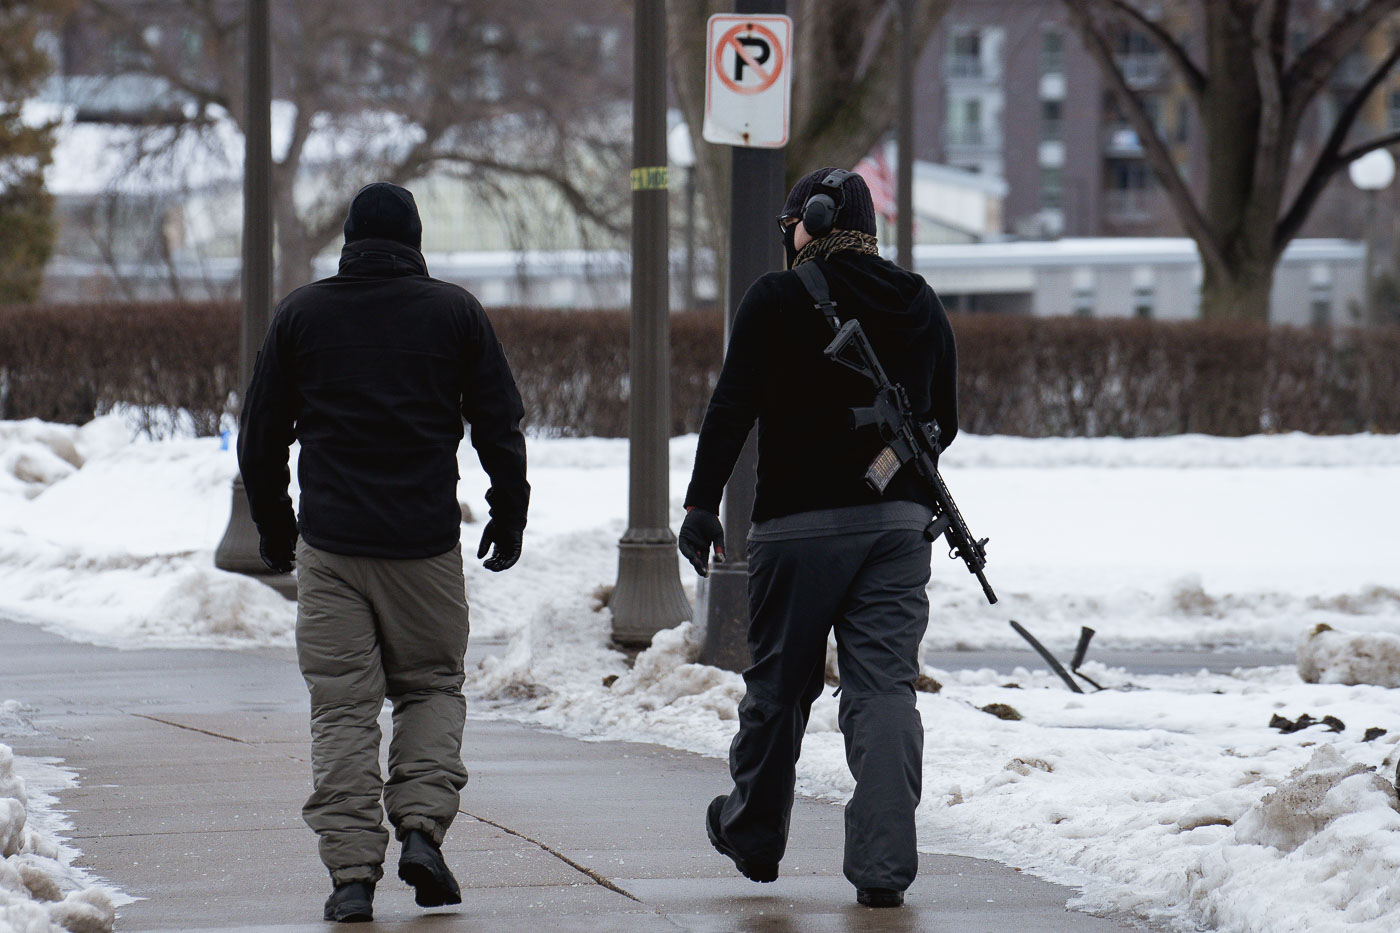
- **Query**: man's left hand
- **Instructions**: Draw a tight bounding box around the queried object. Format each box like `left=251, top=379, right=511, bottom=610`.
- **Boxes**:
left=259, top=535, right=296, bottom=574
left=477, top=520, right=523, bottom=572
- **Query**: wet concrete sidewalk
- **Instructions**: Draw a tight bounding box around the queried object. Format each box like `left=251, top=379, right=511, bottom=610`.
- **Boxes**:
left=0, top=618, right=1152, bottom=932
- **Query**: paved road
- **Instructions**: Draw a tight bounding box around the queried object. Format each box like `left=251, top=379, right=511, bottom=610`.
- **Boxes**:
left=0, top=618, right=1176, bottom=932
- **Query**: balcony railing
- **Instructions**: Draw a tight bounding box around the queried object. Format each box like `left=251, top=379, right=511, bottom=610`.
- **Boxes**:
left=1103, top=187, right=1160, bottom=222
left=946, top=125, right=1002, bottom=149
left=1115, top=53, right=1165, bottom=87
left=945, top=55, right=1000, bottom=81
left=1103, top=124, right=1144, bottom=157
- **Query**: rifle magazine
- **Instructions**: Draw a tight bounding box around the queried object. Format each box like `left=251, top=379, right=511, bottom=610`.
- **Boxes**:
left=864, top=445, right=902, bottom=493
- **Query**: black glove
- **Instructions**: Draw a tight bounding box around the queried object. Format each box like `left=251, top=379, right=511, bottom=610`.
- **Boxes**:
left=259, top=534, right=296, bottom=574
left=477, top=520, right=523, bottom=572
left=677, top=508, right=725, bottom=577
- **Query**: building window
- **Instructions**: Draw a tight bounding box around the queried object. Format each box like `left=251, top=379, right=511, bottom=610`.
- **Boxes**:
left=1041, top=31, right=1064, bottom=75
left=1041, top=99, right=1063, bottom=141
left=947, top=29, right=983, bottom=78
left=1310, top=299, right=1332, bottom=328
left=1113, top=28, right=1163, bottom=86
left=1041, top=167, right=1063, bottom=210
left=1106, top=161, right=1154, bottom=219
left=1072, top=268, right=1095, bottom=317
left=1389, top=89, right=1400, bottom=132
left=1132, top=266, right=1155, bottom=318
left=948, top=97, right=985, bottom=146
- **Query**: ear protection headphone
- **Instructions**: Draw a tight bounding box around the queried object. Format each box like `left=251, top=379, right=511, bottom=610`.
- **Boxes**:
left=800, top=169, right=854, bottom=239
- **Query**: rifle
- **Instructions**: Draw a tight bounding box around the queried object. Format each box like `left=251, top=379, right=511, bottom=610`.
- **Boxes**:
left=794, top=262, right=997, bottom=605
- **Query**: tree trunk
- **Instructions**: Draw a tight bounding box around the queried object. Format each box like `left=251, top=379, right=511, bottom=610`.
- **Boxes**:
left=1201, top=256, right=1275, bottom=323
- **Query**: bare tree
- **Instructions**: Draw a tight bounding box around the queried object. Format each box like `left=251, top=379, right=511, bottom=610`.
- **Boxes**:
left=80, top=0, right=634, bottom=297
left=667, top=0, right=951, bottom=278
left=1062, top=0, right=1400, bottom=321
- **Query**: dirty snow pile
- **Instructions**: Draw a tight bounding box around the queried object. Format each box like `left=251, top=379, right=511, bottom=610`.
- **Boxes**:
left=0, top=704, right=114, bottom=933
left=473, top=603, right=1400, bottom=933
left=1298, top=623, right=1400, bottom=688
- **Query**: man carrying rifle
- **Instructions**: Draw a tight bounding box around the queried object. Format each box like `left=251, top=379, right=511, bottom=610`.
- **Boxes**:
left=679, top=168, right=958, bottom=908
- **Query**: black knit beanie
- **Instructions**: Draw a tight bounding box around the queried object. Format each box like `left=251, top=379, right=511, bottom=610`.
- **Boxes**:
left=780, top=167, right=878, bottom=237
left=343, top=182, right=423, bottom=250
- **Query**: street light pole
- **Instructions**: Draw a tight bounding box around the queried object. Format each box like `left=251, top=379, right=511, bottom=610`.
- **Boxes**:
left=611, top=0, right=693, bottom=647
left=697, top=0, right=787, bottom=672
left=896, top=0, right=915, bottom=270
left=214, top=0, right=291, bottom=597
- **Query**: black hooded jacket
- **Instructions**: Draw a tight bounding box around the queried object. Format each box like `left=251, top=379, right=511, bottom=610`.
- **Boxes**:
left=238, top=237, right=529, bottom=559
left=684, top=250, right=957, bottom=522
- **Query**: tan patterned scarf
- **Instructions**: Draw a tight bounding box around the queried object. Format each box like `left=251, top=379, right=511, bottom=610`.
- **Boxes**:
left=792, top=229, right=880, bottom=268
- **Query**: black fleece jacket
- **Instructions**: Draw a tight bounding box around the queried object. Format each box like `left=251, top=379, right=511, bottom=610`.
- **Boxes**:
left=684, top=250, right=957, bottom=522
left=238, top=238, right=529, bottom=559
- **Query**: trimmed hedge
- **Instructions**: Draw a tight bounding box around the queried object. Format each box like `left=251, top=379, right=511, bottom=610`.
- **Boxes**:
left=1, top=301, right=1397, bottom=437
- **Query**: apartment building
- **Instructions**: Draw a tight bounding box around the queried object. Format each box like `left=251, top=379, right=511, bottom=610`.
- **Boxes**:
left=917, top=0, right=1400, bottom=244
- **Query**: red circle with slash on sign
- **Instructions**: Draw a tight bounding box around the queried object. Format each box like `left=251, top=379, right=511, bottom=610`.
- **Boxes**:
left=713, top=22, right=785, bottom=95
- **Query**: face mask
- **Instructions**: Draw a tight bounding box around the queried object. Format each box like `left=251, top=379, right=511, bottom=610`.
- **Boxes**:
left=782, top=222, right=799, bottom=270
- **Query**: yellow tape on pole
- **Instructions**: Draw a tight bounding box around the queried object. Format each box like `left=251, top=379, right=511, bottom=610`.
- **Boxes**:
left=631, top=166, right=670, bottom=191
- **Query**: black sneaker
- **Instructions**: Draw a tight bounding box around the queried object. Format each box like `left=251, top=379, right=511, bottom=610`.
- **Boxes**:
left=857, top=887, right=904, bottom=908
left=705, top=795, right=778, bottom=883
left=398, top=828, right=462, bottom=908
left=323, top=880, right=374, bottom=923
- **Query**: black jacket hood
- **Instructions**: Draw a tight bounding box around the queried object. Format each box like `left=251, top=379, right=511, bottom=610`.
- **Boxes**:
left=817, top=250, right=938, bottom=339
left=343, top=182, right=423, bottom=251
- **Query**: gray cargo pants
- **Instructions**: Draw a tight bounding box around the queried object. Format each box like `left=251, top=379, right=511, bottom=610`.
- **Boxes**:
left=717, top=523, right=932, bottom=892
left=294, top=539, right=471, bottom=884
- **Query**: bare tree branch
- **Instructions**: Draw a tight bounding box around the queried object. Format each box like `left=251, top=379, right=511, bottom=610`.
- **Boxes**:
left=1250, top=0, right=1287, bottom=204
left=1282, top=0, right=1400, bottom=131
left=1092, top=0, right=1205, bottom=100
left=1063, top=0, right=1226, bottom=271
left=1275, top=38, right=1400, bottom=254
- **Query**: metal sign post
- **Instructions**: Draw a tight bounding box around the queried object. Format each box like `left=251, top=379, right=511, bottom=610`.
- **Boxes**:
left=697, top=0, right=788, bottom=672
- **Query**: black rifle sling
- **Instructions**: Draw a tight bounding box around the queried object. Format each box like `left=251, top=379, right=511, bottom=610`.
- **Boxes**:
left=792, top=262, right=841, bottom=332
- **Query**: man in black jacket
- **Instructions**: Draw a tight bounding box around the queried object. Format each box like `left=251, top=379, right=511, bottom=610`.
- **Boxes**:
left=239, top=182, right=529, bottom=923
left=678, top=168, right=957, bottom=909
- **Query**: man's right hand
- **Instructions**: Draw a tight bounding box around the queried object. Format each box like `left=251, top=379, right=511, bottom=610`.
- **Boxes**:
left=677, top=508, right=725, bottom=577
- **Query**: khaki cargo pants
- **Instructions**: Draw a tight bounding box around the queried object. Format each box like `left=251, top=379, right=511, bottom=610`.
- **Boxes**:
left=295, top=539, right=470, bottom=884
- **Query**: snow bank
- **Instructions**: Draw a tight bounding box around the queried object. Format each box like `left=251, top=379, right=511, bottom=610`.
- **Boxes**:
left=3, top=419, right=1396, bottom=652
left=0, top=740, right=114, bottom=933
left=1299, top=624, right=1400, bottom=688
left=0, top=417, right=297, bottom=648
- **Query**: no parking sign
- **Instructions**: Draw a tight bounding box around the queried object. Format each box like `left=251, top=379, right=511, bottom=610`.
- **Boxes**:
left=702, top=14, right=793, bottom=148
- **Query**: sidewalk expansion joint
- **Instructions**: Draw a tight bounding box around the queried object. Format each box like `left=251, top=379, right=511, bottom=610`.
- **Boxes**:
left=459, top=808, right=643, bottom=905
left=128, top=713, right=307, bottom=762
left=130, top=713, right=257, bottom=745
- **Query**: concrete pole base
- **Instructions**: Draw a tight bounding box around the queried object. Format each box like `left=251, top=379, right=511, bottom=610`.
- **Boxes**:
left=214, top=474, right=297, bottom=602
left=696, top=562, right=749, bottom=672
left=611, top=533, right=692, bottom=648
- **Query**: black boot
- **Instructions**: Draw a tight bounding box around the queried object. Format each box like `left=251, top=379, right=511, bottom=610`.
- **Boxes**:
left=705, top=795, right=778, bottom=883
left=398, top=829, right=462, bottom=908
left=323, top=880, right=374, bottom=923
